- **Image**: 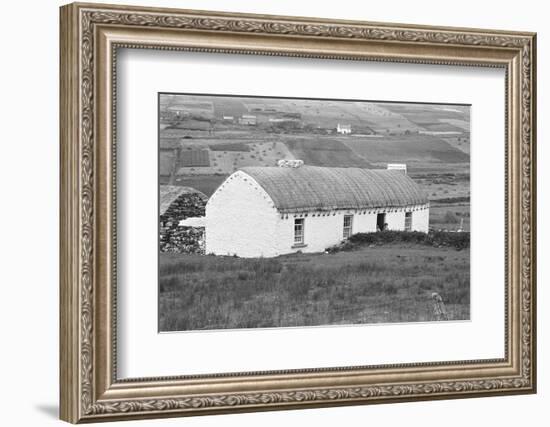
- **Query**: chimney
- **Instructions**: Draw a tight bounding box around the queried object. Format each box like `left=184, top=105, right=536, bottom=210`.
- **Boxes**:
left=387, top=163, right=407, bottom=174
left=278, top=159, right=304, bottom=168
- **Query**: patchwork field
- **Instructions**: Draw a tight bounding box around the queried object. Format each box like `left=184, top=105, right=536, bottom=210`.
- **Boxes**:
left=159, top=237, right=470, bottom=331
left=159, top=95, right=471, bottom=185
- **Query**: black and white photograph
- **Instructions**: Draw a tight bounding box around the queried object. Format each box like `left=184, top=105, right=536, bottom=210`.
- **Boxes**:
left=158, top=93, right=471, bottom=332
left=49, top=1, right=539, bottom=422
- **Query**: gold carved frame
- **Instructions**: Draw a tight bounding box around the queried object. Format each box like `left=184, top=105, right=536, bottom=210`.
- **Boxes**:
left=60, top=2, right=536, bottom=423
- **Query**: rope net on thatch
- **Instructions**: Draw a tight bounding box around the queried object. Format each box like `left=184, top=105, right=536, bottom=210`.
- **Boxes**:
left=239, top=166, right=428, bottom=213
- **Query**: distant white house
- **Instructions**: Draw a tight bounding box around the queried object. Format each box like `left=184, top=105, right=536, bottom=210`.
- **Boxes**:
left=387, top=163, right=408, bottom=174
left=337, top=123, right=352, bottom=134
left=205, top=163, right=429, bottom=257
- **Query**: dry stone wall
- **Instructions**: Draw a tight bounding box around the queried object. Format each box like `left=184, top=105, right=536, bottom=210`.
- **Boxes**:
left=160, top=192, right=207, bottom=254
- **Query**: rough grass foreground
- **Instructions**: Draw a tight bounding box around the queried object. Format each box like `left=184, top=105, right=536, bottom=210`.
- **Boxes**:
left=159, top=232, right=470, bottom=332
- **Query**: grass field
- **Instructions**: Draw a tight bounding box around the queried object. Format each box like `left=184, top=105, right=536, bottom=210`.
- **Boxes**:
left=159, top=240, right=470, bottom=332
left=160, top=174, right=228, bottom=197
left=430, top=204, right=470, bottom=231
left=284, top=137, right=370, bottom=167
left=411, top=171, right=470, bottom=201
left=341, top=135, right=469, bottom=164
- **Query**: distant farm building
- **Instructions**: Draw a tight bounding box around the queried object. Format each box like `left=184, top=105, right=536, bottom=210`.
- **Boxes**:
left=205, top=163, right=429, bottom=257
left=160, top=186, right=207, bottom=254
left=337, top=123, right=352, bottom=134
left=387, top=163, right=408, bottom=174
left=166, top=106, right=189, bottom=117
left=238, top=115, right=257, bottom=125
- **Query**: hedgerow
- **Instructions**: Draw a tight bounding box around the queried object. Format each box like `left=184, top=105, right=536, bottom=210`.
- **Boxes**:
left=326, top=230, right=469, bottom=253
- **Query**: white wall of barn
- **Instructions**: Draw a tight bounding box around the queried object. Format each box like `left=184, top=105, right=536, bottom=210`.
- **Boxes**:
left=384, top=211, right=404, bottom=230
left=353, top=211, right=378, bottom=233
left=379, top=207, right=430, bottom=232
left=276, top=211, right=375, bottom=255
left=276, top=206, right=430, bottom=255
left=412, top=207, right=430, bottom=232
left=205, top=171, right=280, bottom=257
left=276, top=212, right=347, bottom=254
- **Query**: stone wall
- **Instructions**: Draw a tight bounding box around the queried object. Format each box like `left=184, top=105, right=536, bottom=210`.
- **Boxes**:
left=160, top=192, right=207, bottom=254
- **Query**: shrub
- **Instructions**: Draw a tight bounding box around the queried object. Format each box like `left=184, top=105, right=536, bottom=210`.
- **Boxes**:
left=444, top=211, right=460, bottom=223
left=384, top=284, right=398, bottom=295
left=237, top=271, right=250, bottom=281
left=326, top=231, right=469, bottom=253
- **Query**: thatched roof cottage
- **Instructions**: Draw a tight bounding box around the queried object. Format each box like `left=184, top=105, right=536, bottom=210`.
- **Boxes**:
left=205, top=163, right=429, bottom=258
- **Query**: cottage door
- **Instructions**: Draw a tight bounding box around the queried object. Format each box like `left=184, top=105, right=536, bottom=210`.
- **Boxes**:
left=377, top=213, right=386, bottom=231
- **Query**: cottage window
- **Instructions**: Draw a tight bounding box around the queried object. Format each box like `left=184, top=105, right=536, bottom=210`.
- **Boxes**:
left=405, top=211, right=412, bottom=231
left=294, top=218, right=305, bottom=244
left=343, top=215, right=353, bottom=239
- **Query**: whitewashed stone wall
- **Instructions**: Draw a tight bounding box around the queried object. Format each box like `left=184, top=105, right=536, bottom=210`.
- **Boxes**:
left=411, top=206, right=430, bottom=232
left=374, top=206, right=429, bottom=232
left=275, top=212, right=345, bottom=255
left=205, top=171, right=280, bottom=257
left=385, top=211, right=405, bottom=230
left=273, top=205, right=428, bottom=255
left=353, top=212, right=378, bottom=233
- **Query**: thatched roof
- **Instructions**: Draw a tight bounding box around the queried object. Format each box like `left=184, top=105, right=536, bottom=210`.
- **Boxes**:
left=160, top=185, right=207, bottom=216
left=239, top=166, right=427, bottom=213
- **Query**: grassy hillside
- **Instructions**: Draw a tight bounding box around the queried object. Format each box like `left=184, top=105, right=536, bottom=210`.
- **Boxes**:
left=382, top=103, right=469, bottom=129
left=159, top=238, right=470, bottom=331
left=160, top=174, right=227, bottom=197
left=284, top=137, right=370, bottom=168
left=342, top=135, right=469, bottom=164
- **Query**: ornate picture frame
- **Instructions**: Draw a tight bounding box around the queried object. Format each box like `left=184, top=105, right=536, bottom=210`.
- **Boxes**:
left=60, top=2, right=536, bottom=423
